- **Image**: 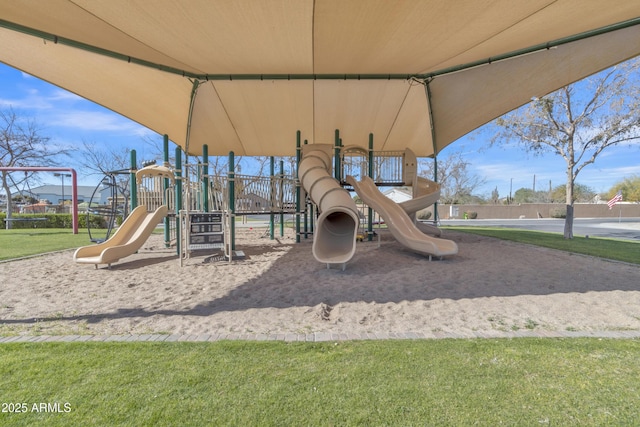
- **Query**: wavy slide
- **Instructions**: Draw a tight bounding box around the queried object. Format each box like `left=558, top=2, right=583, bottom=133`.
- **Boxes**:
left=74, top=204, right=168, bottom=268
left=346, top=175, right=458, bottom=258
left=400, top=148, right=442, bottom=236
left=399, top=176, right=443, bottom=237
left=299, top=145, right=359, bottom=268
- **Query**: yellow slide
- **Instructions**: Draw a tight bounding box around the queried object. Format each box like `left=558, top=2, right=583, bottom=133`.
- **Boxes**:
left=346, top=175, right=458, bottom=259
left=74, top=205, right=168, bottom=268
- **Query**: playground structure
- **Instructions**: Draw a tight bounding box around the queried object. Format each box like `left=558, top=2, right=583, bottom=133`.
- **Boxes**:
left=73, top=130, right=457, bottom=269
left=85, top=170, right=129, bottom=243
left=74, top=165, right=174, bottom=269
left=346, top=175, right=458, bottom=260
left=173, top=130, right=458, bottom=267
left=299, top=144, right=359, bottom=269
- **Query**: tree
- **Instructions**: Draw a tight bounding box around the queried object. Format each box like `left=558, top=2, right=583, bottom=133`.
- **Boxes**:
left=493, top=59, right=640, bottom=238
left=550, top=183, right=596, bottom=204
left=606, top=175, right=640, bottom=202
left=419, top=150, right=486, bottom=204
left=513, top=188, right=541, bottom=204
left=80, top=141, right=137, bottom=217
left=490, top=187, right=500, bottom=204
left=0, top=108, right=67, bottom=228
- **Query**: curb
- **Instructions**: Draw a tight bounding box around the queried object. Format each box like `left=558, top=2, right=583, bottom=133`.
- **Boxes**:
left=2, top=330, right=640, bottom=343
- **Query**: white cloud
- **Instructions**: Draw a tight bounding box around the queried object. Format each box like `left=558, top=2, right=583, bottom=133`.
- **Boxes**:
left=48, top=89, right=84, bottom=102
left=47, top=110, right=145, bottom=134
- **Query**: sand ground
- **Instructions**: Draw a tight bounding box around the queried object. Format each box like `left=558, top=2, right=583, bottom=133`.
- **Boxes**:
left=1, top=228, right=639, bottom=338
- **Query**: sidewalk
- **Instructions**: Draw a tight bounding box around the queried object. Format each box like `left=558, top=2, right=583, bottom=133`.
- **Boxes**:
left=2, top=330, right=640, bottom=344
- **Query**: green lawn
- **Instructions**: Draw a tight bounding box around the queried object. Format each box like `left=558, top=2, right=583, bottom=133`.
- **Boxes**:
left=448, top=226, right=640, bottom=265
left=0, top=229, right=92, bottom=261
left=2, top=228, right=640, bottom=425
left=1, top=339, right=639, bottom=426
left=0, top=228, right=167, bottom=261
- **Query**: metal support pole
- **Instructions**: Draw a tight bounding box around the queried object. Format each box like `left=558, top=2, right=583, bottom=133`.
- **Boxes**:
left=303, top=143, right=308, bottom=237
left=334, top=129, right=341, bottom=181
left=228, top=151, right=236, bottom=250
left=130, top=149, right=137, bottom=212
left=368, top=133, right=374, bottom=241
left=433, top=156, right=439, bottom=225
left=425, top=80, right=439, bottom=225
left=295, top=131, right=301, bottom=243
left=163, top=134, right=171, bottom=247
left=279, top=159, right=284, bottom=237
left=270, top=156, right=275, bottom=240
left=175, top=147, right=182, bottom=255
left=202, top=144, right=209, bottom=213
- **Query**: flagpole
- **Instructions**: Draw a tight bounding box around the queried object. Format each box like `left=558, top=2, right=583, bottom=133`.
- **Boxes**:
left=619, top=206, right=622, bottom=223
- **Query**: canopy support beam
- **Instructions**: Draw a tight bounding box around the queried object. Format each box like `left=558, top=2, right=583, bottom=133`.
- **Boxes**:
left=424, top=79, right=440, bottom=224
left=184, top=79, right=201, bottom=155
left=2, top=17, right=639, bottom=82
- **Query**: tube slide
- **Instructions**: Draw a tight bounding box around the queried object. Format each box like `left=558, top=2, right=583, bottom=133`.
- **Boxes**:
left=346, top=175, right=458, bottom=258
left=74, top=205, right=168, bottom=268
left=299, top=145, right=359, bottom=267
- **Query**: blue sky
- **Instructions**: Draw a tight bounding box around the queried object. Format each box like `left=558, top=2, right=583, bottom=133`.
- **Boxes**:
left=1, top=62, right=638, bottom=198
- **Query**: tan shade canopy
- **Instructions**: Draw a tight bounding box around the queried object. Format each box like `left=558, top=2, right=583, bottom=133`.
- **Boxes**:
left=1, top=1, right=639, bottom=157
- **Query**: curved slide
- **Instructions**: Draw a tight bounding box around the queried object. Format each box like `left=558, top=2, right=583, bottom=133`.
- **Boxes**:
left=399, top=176, right=443, bottom=237
left=400, top=148, right=442, bottom=236
left=346, top=175, right=458, bottom=258
left=74, top=204, right=168, bottom=268
left=299, top=145, right=359, bottom=268
left=399, top=176, right=440, bottom=215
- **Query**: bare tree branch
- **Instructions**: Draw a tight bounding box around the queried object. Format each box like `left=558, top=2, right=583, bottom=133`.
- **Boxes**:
left=492, top=59, right=640, bottom=238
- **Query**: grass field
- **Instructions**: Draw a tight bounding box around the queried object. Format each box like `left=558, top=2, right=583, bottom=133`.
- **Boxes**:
left=0, top=229, right=91, bottom=261
left=448, top=226, right=639, bottom=265
left=2, top=226, right=639, bottom=425
left=0, top=228, right=166, bottom=261
left=1, top=339, right=640, bottom=426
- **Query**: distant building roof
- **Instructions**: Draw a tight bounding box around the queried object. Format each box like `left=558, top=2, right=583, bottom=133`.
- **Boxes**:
left=29, top=185, right=96, bottom=199
left=382, top=187, right=412, bottom=204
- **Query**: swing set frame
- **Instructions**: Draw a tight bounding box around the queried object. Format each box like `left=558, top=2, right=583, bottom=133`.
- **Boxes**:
left=0, top=166, right=79, bottom=234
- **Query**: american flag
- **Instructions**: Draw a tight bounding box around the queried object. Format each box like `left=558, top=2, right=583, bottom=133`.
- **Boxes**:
left=607, top=191, right=623, bottom=209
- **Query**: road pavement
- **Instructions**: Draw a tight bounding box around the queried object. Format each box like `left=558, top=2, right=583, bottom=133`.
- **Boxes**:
left=437, top=218, right=640, bottom=242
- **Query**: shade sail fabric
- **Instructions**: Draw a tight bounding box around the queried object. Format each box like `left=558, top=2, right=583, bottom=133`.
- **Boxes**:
left=1, top=1, right=639, bottom=157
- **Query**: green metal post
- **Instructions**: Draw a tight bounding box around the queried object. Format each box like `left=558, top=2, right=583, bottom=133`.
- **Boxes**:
left=334, top=129, right=341, bottom=181
left=163, top=135, right=170, bottom=247
left=425, top=80, right=439, bottom=225
left=175, top=147, right=182, bottom=255
left=368, top=133, right=374, bottom=241
left=202, top=144, right=209, bottom=213
left=303, top=198, right=308, bottom=238
left=130, top=149, right=137, bottom=213
left=303, top=142, right=308, bottom=237
left=196, top=160, right=202, bottom=211
left=295, top=131, right=301, bottom=243
left=269, top=156, right=275, bottom=240
left=228, top=151, right=236, bottom=251
left=433, top=156, right=439, bottom=225
left=279, top=159, right=284, bottom=237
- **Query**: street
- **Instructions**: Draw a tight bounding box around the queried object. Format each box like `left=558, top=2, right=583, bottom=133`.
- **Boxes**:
left=437, top=217, right=640, bottom=242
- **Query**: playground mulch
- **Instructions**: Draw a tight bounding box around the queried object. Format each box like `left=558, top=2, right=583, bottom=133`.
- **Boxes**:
left=1, top=228, right=639, bottom=338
